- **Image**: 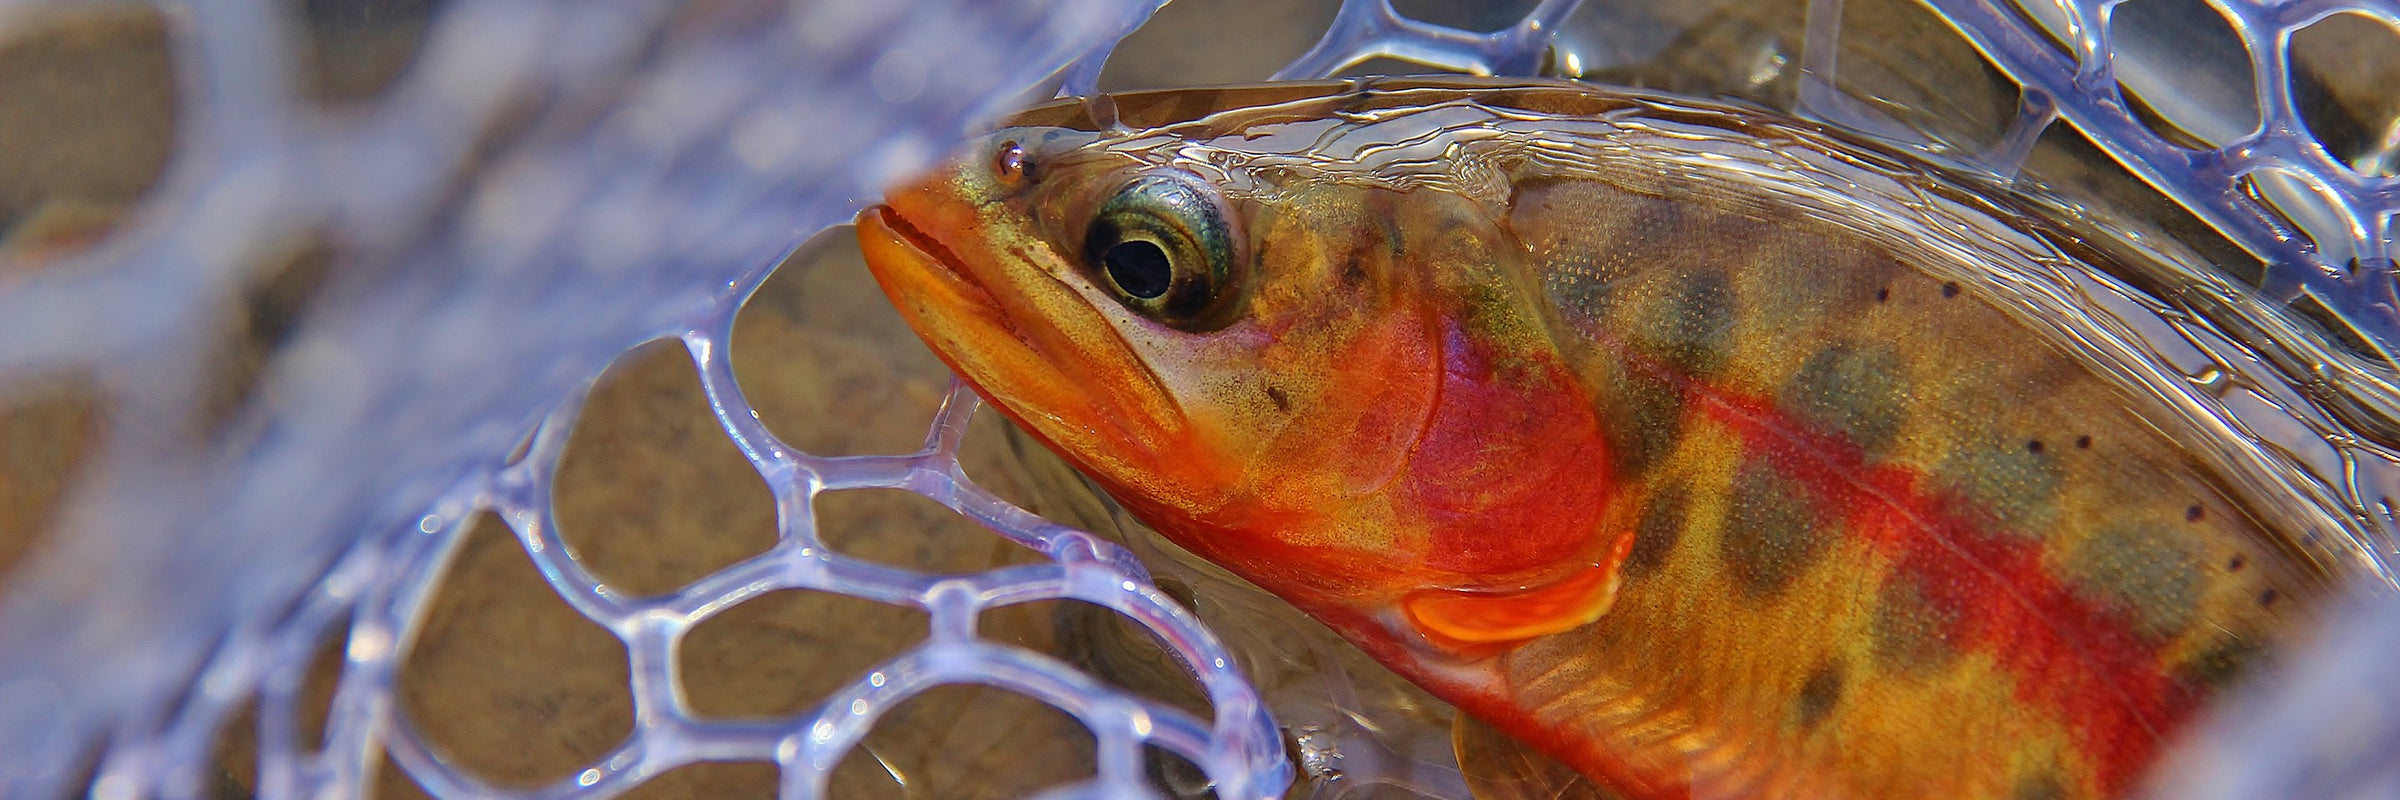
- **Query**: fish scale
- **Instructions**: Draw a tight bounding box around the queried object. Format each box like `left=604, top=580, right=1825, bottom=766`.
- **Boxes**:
left=855, top=77, right=2359, bottom=799
left=1508, top=174, right=2309, bottom=797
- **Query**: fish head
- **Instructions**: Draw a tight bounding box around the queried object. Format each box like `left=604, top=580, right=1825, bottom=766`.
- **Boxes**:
left=860, top=114, right=1627, bottom=645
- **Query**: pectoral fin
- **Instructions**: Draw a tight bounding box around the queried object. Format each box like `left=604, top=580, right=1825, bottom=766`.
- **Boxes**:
left=1453, top=711, right=1623, bottom=800
left=1405, top=534, right=1633, bottom=645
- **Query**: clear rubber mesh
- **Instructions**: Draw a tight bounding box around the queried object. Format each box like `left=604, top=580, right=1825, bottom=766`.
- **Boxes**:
left=0, top=0, right=2391, bottom=799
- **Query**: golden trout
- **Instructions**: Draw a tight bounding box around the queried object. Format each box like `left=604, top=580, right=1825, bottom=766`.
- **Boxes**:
left=855, top=77, right=2353, bottom=799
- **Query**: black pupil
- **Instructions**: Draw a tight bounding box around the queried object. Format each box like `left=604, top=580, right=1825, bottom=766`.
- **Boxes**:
left=1102, top=240, right=1173, bottom=299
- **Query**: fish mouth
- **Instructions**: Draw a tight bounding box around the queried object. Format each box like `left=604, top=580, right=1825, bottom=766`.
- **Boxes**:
left=854, top=198, right=1129, bottom=416
left=862, top=204, right=1000, bottom=309
left=856, top=196, right=1210, bottom=512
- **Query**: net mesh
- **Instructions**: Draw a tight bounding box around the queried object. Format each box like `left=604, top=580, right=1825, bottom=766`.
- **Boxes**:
left=0, top=0, right=2392, bottom=798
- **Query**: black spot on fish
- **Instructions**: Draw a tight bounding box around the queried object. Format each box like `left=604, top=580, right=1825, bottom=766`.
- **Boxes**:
left=1716, top=457, right=1828, bottom=599
left=2259, top=588, right=2280, bottom=607
left=1623, top=483, right=1688, bottom=579
left=2065, top=523, right=2203, bottom=640
left=1781, top=345, right=1909, bottom=458
left=2026, top=439, right=2045, bottom=453
left=2178, top=635, right=2267, bottom=692
left=1793, top=661, right=1845, bottom=729
left=2011, top=772, right=2068, bottom=800
left=2075, top=435, right=2093, bottom=449
left=1636, top=271, right=1735, bottom=375
left=1872, top=571, right=1963, bottom=673
left=1604, top=367, right=1685, bottom=478
left=1941, top=281, right=1961, bottom=298
left=1934, top=434, right=2065, bottom=537
left=2186, top=504, right=2205, bottom=522
left=2227, top=554, right=2246, bottom=571
left=1875, top=286, right=1890, bottom=303
left=1264, top=385, right=1291, bottom=413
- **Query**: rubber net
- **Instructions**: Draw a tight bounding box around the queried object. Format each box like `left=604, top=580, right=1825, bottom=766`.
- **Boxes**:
left=0, top=0, right=2392, bottom=798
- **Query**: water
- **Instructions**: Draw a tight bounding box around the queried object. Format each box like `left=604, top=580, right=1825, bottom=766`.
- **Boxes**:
left=0, top=0, right=2392, bottom=798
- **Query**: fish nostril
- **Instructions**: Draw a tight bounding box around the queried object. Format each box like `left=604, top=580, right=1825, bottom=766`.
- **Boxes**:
left=993, top=140, right=1028, bottom=184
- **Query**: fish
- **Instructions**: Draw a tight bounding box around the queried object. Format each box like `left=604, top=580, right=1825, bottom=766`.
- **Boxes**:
left=854, top=76, right=2357, bottom=799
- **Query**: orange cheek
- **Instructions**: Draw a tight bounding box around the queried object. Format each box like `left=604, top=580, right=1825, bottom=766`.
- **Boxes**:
left=1197, top=313, right=1623, bottom=604
left=1317, top=326, right=1443, bottom=495
left=1240, top=309, right=1442, bottom=514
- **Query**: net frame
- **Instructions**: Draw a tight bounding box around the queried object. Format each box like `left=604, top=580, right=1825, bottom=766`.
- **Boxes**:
left=0, top=0, right=2392, bottom=798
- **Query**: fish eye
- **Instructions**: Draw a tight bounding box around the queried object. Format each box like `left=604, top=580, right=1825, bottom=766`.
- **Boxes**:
left=1081, top=173, right=1244, bottom=329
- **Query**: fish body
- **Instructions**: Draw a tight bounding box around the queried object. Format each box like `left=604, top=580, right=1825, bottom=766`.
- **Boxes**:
left=857, top=78, right=2344, bottom=799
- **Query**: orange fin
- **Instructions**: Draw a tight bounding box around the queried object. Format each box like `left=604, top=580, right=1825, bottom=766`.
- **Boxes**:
left=1404, top=534, right=1632, bottom=644
left=1453, top=711, right=1623, bottom=800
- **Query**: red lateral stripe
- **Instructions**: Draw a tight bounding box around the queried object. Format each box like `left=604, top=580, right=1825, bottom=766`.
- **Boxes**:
left=1684, top=381, right=2190, bottom=795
